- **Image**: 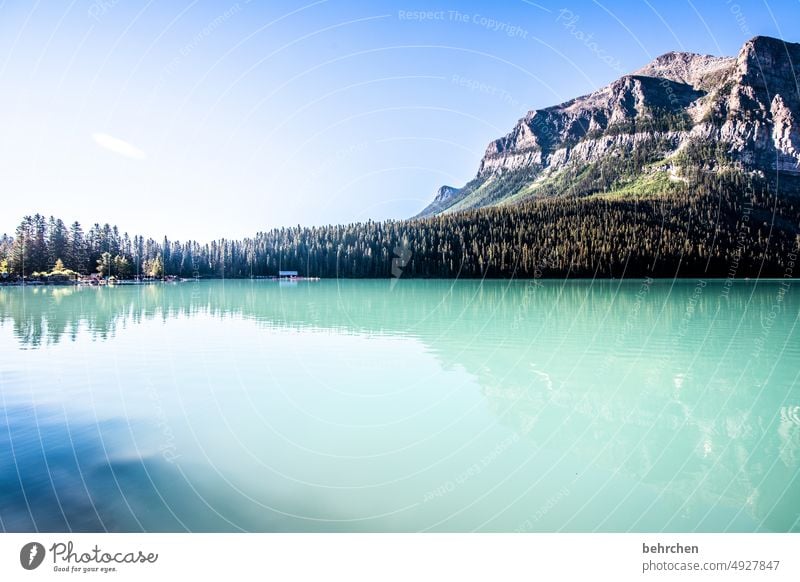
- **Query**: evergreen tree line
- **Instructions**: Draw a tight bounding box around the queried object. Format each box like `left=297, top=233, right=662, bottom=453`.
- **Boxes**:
left=1, top=171, right=798, bottom=281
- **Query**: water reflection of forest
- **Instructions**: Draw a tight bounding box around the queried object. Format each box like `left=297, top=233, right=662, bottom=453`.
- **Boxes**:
left=0, top=279, right=792, bottom=348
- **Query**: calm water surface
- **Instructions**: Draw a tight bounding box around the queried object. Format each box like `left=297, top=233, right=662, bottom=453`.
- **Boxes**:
left=0, top=279, right=798, bottom=532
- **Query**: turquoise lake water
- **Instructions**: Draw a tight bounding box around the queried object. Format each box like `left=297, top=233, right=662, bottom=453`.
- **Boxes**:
left=0, top=279, right=798, bottom=532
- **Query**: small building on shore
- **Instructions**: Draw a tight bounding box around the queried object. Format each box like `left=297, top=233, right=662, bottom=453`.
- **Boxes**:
left=279, top=270, right=298, bottom=279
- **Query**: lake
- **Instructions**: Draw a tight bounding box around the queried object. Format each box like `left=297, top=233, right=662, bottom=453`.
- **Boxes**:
left=0, top=279, right=798, bottom=532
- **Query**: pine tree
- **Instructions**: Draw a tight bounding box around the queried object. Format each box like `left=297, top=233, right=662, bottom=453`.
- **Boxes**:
left=68, top=221, right=88, bottom=273
left=47, top=217, right=69, bottom=269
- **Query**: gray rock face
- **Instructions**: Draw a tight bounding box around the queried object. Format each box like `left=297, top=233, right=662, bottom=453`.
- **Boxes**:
left=415, top=185, right=461, bottom=217
left=633, top=51, right=734, bottom=90
left=418, top=36, right=800, bottom=217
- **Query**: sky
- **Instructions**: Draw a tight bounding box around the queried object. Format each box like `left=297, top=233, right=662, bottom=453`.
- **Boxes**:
left=1, top=0, right=799, bottom=241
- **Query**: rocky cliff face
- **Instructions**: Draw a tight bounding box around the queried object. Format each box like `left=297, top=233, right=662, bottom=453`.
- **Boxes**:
left=418, top=36, right=800, bottom=217
left=420, top=185, right=462, bottom=216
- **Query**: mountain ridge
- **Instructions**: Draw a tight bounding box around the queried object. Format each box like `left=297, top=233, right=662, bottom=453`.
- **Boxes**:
left=417, top=35, right=800, bottom=217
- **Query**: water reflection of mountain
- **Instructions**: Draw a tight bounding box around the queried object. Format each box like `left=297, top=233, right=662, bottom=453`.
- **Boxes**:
left=1, top=280, right=798, bottom=531
left=481, top=366, right=800, bottom=531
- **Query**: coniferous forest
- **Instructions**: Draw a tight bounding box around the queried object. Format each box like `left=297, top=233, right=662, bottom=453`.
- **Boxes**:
left=1, top=168, right=798, bottom=281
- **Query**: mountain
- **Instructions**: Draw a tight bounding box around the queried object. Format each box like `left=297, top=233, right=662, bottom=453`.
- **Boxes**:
left=418, top=36, right=800, bottom=217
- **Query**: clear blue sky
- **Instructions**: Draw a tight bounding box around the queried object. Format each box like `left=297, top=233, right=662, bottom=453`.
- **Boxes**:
left=1, top=0, right=798, bottom=240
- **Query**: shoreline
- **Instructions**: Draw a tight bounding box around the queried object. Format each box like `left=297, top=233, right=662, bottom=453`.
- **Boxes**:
left=1, top=276, right=797, bottom=287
